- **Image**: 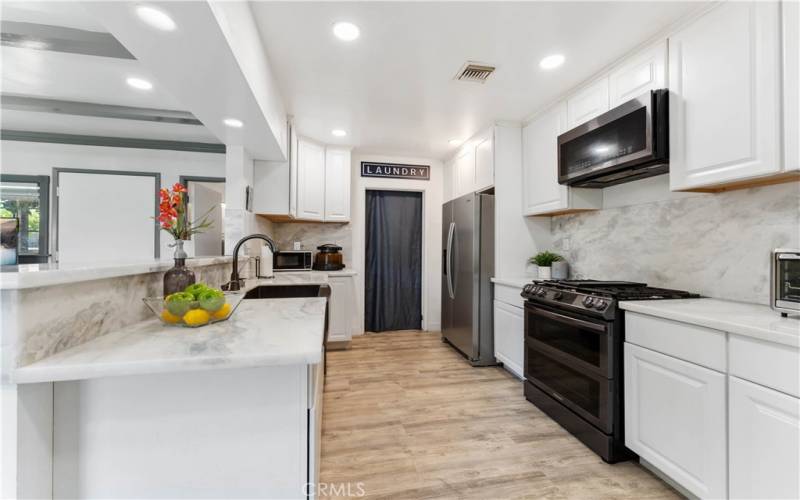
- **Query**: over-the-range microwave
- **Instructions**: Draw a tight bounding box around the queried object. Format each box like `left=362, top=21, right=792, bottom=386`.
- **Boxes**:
left=558, top=89, right=669, bottom=188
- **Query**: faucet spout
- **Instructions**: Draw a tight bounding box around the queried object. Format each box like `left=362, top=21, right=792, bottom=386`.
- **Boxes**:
left=224, top=234, right=278, bottom=291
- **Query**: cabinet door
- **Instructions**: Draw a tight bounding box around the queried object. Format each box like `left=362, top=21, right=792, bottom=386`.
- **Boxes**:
left=624, top=343, right=726, bottom=499
left=523, top=102, right=569, bottom=215
left=327, top=277, right=352, bottom=343
left=729, top=376, right=800, bottom=500
left=493, top=300, right=524, bottom=379
left=669, top=1, right=782, bottom=190
left=474, top=133, right=494, bottom=192
left=784, top=0, right=799, bottom=172
left=609, top=41, right=667, bottom=107
left=566, top=78, right=609, bottom=130
left=324, top=148, right=351, bottom=222
left=289, top=127, right=298, bottom=217
left=454, top=146, right=475, bottom=197
left=296, top=139, right=325, bottom=221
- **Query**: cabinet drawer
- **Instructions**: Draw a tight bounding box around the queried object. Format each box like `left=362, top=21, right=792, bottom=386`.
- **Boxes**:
left=625, top=312, right=726, bottom=372
left=493, top=283, right=525, bottom=309
left=730, top=334, right=800, bottom=398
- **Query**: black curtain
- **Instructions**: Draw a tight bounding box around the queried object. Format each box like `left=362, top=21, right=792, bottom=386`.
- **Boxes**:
left=365, top=190, right=423, bottom=332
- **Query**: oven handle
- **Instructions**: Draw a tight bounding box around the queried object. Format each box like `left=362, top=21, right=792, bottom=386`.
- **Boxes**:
left=529, top=306, right=607, bottom=333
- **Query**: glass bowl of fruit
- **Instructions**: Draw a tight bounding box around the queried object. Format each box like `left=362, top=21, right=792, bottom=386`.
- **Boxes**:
left=143, top=283, right=244, bottom=328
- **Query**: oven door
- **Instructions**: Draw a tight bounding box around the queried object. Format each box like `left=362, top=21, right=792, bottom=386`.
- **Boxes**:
left=524, top=303, right=614, bottom=433
left=774, top=251, right=800, bottom=312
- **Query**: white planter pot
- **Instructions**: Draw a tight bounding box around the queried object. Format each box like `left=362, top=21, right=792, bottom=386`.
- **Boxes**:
left=538, top=266, right=552, bottom=280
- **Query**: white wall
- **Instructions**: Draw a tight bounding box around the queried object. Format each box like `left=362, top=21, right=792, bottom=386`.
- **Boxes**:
left=0, top=141, right=225, bottom=260
left=350, top=153, right=443, bottom=333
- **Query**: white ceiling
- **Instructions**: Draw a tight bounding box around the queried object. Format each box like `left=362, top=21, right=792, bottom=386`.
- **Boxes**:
left=252, top=1, right=704, bottom=160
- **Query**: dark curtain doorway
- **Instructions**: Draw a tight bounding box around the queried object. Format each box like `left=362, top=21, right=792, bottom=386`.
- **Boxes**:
left=365, top=190, right=423, bottom=332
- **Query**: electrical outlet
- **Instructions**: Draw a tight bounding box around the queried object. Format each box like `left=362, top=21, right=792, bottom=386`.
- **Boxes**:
left=563, top=237, right=571, bottom=251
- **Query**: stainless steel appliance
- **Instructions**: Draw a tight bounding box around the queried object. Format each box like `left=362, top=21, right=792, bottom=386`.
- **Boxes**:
left=441, top=193, right=495, bottom=366
left=558, top=89, right=669, bottom=187
left=313, top=244, right=345, bottom=271
left=273, top=250, right=312, bottom=272
left=771, top=249, right=800, bottom=316
left=521, top=280, right=699, bottom=463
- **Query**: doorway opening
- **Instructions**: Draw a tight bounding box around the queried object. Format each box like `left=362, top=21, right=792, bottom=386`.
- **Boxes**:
left=180, top=176, right=225, bottom=257
left=365, top=190, right=423, bottom=332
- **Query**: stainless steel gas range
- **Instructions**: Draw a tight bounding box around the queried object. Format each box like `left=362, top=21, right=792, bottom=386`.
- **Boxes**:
left=520, top=280, right=699, bottom=463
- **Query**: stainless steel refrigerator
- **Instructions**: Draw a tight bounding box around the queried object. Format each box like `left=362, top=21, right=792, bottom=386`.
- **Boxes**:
left=441, top=192, right=495, bottom=366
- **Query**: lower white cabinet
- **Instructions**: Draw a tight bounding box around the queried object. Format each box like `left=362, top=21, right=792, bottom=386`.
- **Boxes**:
left=729, top=376, right=800, bottom=500
left=327, top=276, right=356, bottom=343
left=624, top=342, right=727, bottom=499
left=493, top=298, right=524, bottom=379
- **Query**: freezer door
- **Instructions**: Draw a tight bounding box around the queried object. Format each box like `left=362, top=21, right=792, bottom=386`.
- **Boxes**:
left=441, top=201, right=454, bottom=336
left=447, top=193, right=477, bottom=359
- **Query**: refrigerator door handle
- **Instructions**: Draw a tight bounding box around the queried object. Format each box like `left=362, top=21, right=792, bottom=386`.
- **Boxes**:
left=446, top=222, right=455, bottom=299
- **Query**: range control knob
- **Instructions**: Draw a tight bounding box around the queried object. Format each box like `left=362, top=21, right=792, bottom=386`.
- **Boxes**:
left=582, top=296, right=595, bottom=307
left=594, top=299, right=607, bottom=310
left=523, top=285, right=532, bottom=294
left=537, top=288, right=546, bottom=297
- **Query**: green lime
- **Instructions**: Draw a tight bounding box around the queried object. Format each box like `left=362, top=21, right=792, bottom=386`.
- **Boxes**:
left=184, top=283, right=210, bottom=299
left=198, top=289, right=225, bottom=312
left=164, top=291, right=195, bottom=317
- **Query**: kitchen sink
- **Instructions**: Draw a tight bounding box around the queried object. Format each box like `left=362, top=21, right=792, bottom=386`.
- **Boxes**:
left=243, top=284, right=330, bottom=300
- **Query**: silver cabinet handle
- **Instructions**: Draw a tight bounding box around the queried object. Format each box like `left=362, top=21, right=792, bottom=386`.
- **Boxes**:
left=446, top=222, right=455, bottom=299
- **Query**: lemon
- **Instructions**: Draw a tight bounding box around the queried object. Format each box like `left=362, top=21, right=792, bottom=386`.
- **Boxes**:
left=183, top=308, right=210, bottom=327
left=161, top=309, right=182, bottom=324
left=211, top=302, right=232, bottom=320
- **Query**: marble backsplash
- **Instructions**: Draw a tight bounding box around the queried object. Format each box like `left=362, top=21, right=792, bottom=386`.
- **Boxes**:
left=270, top=221, right=353, bottom=268
left=550, top=182, right=800, bottom=304
left=9, top=261, right=233, bottom=367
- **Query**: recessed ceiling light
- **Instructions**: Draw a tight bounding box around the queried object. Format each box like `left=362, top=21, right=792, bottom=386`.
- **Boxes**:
left=331, top=129, right=347, bottom=137
left=448, top=139, right=462, bottom=146
left=136, top=5, right=176, bottom=31
left=332, top=21, right=360, bottom=41
left=223, top=118, right=244, bottom=128
left=539, top=54, right=565, bottom=70
left=126, top=77, right=153, bottom=90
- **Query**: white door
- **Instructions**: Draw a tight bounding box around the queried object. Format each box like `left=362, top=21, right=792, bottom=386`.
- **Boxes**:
left=669, top=1, right=782, bottom=190
left=296, top=139, right=325, bottom=221
left=189, top=183, right=223, bottom=257
left=474, top=133, right=494, bottom=192
left=57, top=171, right=157, bottom=263
left=609, top=41, right=667, bottom=107
left=624, top=342, right=727, bottom=499
left=454, top=146, right=475, bottom=198
left=729, top=376, right=800, bottom=500
left=327, top=277, right=353, bottom=342
left=323, top=148, right=351, bottom=222
left=493, top=300, right=524, bottom=379
left=523, top=102, right=568, bottom=215
left=566, top=78, right=610, bottom=130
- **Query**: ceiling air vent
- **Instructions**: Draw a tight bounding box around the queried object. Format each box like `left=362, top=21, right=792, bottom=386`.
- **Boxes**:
left=454, top=62, right=496, bottom=83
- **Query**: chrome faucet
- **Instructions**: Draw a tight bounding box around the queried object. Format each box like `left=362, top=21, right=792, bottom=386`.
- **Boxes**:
left=223, top=234, right=278, bottom=291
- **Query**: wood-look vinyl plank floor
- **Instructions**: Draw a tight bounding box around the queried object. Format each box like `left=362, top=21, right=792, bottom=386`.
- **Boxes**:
left=320, top=331, right=679, bottom=500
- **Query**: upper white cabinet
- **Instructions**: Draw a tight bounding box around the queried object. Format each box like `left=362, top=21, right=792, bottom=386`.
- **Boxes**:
left=474, top=132, right=494, bottom=192
left=522, top=102, right=602, bottom=216
left=729, top=376, right=800, bottom=500
left=454, top=145, right=476, bottom=198
left=783, top=0, right=799, bottom=172
left=323, top=148, right=351, bottom=222
left=609, top=41, right=667, bottom=107
left=296, top=139, right=326, bottom=221
left=565, top=78, right=610, bottom=131
left=669, top=1, right=786, bottom=191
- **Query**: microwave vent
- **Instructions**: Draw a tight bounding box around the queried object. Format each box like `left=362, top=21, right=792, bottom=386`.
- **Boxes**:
left=454, top=62, right=496, bottom=83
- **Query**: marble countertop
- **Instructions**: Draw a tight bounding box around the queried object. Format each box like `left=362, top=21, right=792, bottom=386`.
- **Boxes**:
left=620, top=298, right=800, bottom=348
left=491, top=276, right=533, bottom=289
left=13, top=295, right=327, bottom=384
left=0, top=256, right=240, bottom=290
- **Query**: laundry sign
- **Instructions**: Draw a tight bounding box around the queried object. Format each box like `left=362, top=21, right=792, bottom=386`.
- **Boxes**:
left=361, top=162, right=430, bottom=181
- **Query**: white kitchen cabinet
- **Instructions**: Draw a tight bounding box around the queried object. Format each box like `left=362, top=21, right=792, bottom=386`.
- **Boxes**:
left=609, top=41, right=667, bottom=107
left=296, top=139, right=326, bottom=221
left=327, top=276, right=356, bottom=344
left=669, top=1, right=785, bottom=191
left=454, top=145, right=476, bottom=199
left=493, top=299, right=524, bottom=379
left=474, top=132, right=494, bottom=192
left=784, top=0, right=799, bottom=172
left=729, top=376, right=800, bottom=500
left=565, top=78, right=610, bottom=131
left=624, top=342, right=727, bottom=499
left=324, top=148, right=351, bottom=222
left=522, top=102, right=601, bottom=216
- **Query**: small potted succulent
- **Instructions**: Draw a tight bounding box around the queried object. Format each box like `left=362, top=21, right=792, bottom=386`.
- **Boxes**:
left=529, top=251, right=563, bottom=280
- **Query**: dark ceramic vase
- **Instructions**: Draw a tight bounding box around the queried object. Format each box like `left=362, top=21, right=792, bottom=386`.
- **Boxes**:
left=163, top=240, right=195, bottom=296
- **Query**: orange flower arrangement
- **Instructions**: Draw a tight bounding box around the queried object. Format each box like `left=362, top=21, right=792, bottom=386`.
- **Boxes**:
left=156, top=183, right=213, bottom=240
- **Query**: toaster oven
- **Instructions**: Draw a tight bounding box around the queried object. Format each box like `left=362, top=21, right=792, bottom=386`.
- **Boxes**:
left=771, top=249, right=800, bottom=316
left=273, top=250, right=312, bottom=272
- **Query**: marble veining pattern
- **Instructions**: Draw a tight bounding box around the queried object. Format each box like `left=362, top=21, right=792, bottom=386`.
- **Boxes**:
left=271, top=222, right=353, bottom=268
left=551, top=183, right=800, bottom=304
left=14, top=297, right=327, bottom=384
